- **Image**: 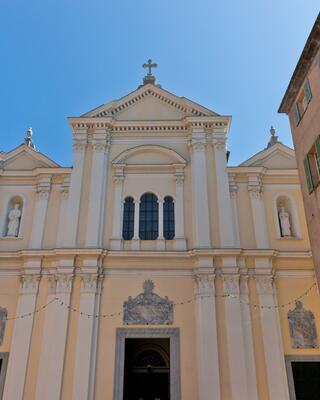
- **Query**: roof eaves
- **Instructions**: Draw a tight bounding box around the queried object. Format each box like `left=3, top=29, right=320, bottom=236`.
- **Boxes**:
left=279, top=13, right=320, bottom=114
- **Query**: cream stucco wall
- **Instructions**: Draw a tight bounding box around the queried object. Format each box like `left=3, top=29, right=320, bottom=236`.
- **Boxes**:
left=0, top=83, right=319, bottom=400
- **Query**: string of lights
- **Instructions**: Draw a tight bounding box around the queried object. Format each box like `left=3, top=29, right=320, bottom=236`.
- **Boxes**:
left=4, top=281, right=317, bottom=321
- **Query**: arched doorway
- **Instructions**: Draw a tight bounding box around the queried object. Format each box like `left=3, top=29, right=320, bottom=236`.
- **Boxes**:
left=123, top=339, right=170, bottom=400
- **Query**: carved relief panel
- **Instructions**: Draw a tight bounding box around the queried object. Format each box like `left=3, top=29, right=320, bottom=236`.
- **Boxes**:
left=288, top=301, right=318, bottom=348
left=123, top=280, right=173, bottom=325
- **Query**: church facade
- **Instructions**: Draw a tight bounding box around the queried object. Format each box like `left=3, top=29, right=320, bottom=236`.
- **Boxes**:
left=0, top=68, right=320, bottom=400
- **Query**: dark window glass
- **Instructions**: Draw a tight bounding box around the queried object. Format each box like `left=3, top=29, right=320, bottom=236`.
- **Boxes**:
left=122, top=197, right=135, bottom=240
left=163, top=196, right=175, bottom=240
left=139, top=193, right=158, bottom=240
left=292, top=361, right=320, bottom=400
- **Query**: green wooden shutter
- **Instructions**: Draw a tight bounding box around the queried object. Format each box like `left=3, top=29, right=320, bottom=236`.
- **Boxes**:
left=293, top=103, right=300, bottom=125
left=315, top=135, right=320, bottom=172
left=304, top=155, right=314, bottom=193
left=304, top=80, right=312, bottom=104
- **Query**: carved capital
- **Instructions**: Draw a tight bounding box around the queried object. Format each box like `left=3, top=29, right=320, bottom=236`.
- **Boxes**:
left=229, top=186, right=238, bottom=199
left=213, top=138, right=227, bottom=152
left=37, top=189, right=50, bottom=200
left=73, top=142, right=86, bottom=153
left=20, top=274, right=40, bottom=295
left=223, top=274, right=240, bottom=295
left=256, top=275, right=274, bottom=295
left=248, top=186, right=262, bottom=200
left=189, top=140, right=207, bottom=152
left=195, top=273, right=215, bottom=297
left=36, top=179, right=51, bottom=200
left=49, top=274, right=73, bottom=294
left=113, top=175, right=125, bottom=184
left=92, top=141, right=108, bottom=153
left=80, top=274, right=98, bottom=294
left=56, top=274, right=73, bottom=294
left=175, top=175, right=184, bottom=185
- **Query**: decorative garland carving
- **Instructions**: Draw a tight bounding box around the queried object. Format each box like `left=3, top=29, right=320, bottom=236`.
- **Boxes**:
left=123, top=280, right=173, bottom=325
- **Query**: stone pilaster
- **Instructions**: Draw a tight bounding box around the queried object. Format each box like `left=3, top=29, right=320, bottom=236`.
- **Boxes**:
left=29, top=175, right=51, bottom=248
left=194, top=262, right=220, bottom=400
left=36, top=271, right=73, bottom=400
left=63, top=138, right=87, bottom=247
left=229, top=175, right=240, bottom=247
left=110, top=167, right=125, bottom=250
left=189, top=127, right=211, bottom=248
left=174, top=168, right=187, bottom=250
left=256, top=274, right=289, bottom=400
left=85, top=135, right=110, bottom=247
left=56, top=176, right=70, bottom=247
left=3, top=273, right=40, bottom=400
left=212, top=133, right=234, bottom=247
left=73, top=272, right=100, bottom=400
left=222, top=272, right=249, bottom=400
left=239, top=275, right=259, bottom=400
left=248, top=175, right=269, bottom=248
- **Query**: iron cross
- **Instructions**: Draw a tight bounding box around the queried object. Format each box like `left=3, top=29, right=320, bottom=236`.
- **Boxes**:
left=143, top=59, right=157, bottom=76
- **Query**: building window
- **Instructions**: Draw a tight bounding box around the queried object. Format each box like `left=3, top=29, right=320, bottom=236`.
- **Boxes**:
left=163, top=196, right=175, bottom=240
left=139, top=193, right=158, bottom=240
left=122, top=197, right=135, bottom=240
left=304, top=137, right=320, bottom=193
left=293, top=79, right=312, bottom=125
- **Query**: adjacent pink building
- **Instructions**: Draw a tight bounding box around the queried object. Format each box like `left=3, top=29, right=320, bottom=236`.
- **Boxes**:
left=279, top=13, right=320, bottom=284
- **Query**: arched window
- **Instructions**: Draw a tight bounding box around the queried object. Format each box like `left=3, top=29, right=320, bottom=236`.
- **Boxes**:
left=139, top=193, right=158, bottom=240
left=122, top=197, right=135, bottom=240
left=163, top=196, right=175, bottom=240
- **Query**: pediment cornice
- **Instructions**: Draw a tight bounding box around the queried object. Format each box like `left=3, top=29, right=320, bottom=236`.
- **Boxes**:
left=2, top=144, right=60, bottom=169
left=81, top=84, right=219, bottom=119
left=68, top=116, right=231, bottom=137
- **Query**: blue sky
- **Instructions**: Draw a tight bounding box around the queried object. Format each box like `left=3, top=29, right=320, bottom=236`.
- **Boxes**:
left=1, top=1, right=319, bottom=166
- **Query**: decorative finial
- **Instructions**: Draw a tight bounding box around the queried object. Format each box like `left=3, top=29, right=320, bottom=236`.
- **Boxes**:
left=267, top=125, right=279, bottom=148
left=24, top=127, right=35, bottom=149
left=142, top=59, right=157, bottom=85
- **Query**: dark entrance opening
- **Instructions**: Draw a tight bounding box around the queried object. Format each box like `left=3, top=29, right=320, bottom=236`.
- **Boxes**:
left=291, top=361, right=320, bottom=400
left=123, top=338, right=170, bottom=400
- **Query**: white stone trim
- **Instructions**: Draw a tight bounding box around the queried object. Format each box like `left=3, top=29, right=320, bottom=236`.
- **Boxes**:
left=3, top=274, right=40, bottom=400
left=256, top=274, right=290, bottom=400
left=114, top=328, right=181, bottom=400
left=194, top=271, right=221, bottom=399
left=222, top=273, right=250, bottom=399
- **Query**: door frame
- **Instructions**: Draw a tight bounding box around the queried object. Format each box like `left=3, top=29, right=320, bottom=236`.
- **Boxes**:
left=114, top=328, right=181, bottom=400
left=285, top=355, right=320, bottom=400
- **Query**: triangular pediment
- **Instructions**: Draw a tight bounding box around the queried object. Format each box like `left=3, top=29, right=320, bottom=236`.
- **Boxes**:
left=2, top=145, right=59, bottom=170
left=82, top=84, right=219, bottom=121
left=240, top=142, right=296, bottom=169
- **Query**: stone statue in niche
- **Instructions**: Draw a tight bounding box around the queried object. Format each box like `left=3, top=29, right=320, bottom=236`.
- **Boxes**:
left=6, top=204, right=22, bottom=237
left=0, top=307, right=7, bottom=345
left=279, top=206, right=292, bottom=237
left=288, top=301, right=318, bottom=348
left=123, top=280, right=173, bottom=325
